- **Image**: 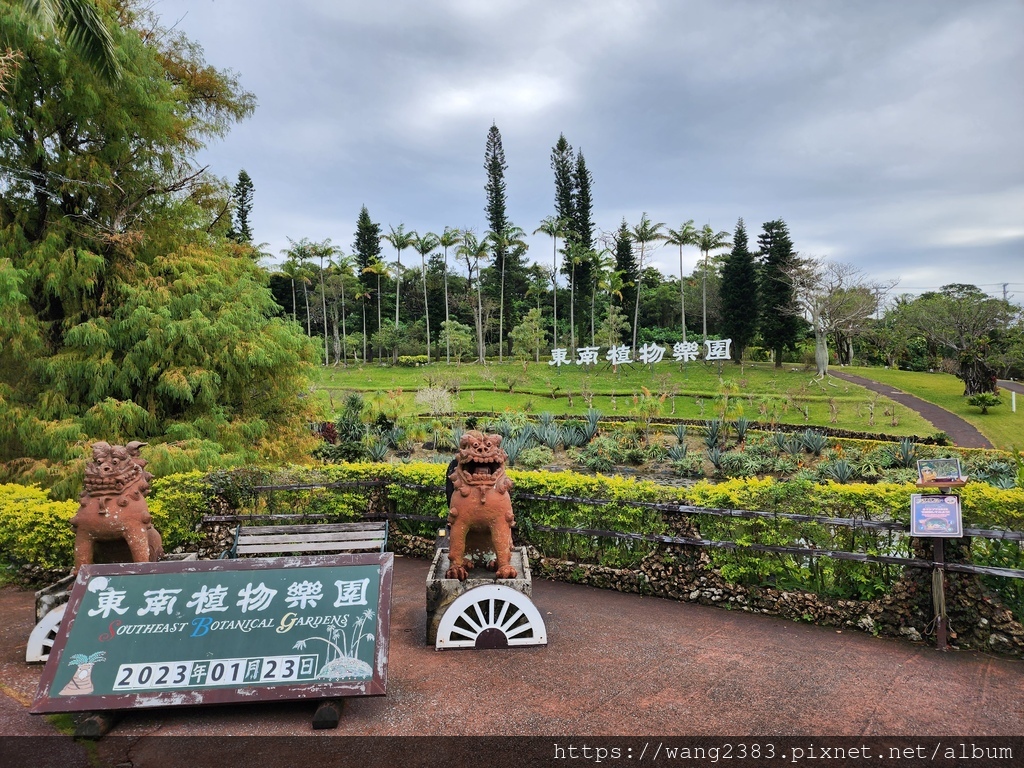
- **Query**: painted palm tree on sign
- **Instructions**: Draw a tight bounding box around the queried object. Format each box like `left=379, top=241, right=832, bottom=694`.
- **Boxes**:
left=630, top=214, right=667, bottom=353
left=437, top=227, right=461, bottom=363
left=665, top=220, right=698, bottom=343
left=534, top=216, right=569, bottom=348
left=457, top=231, right=490, bottom=363
left=486, top=224, right=527, bottom=362
left=411, top=231, right=440, bottom=360
left=697, top=224, right=731, bottom=342
left=382, top=223, right=414, bottom=334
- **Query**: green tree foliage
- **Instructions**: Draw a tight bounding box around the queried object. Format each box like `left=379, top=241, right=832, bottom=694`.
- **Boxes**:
left=353, top=204, right=382, bottom=298
left=227, top=169, right=254, bottom=244
left=551, top=134, right=574, bottom=229
left=757, top=219, right=801, bottom=367
left=4, top=0, right=119, bottom=83
left=613, top=219, right=637, bottom=314
left=0, top=1, right=318, bottom=492
left=719, top=218, right=759, bottom=361
left=899, top=284, right=1016, bottom=395
left=509, top=307, right=548, bottom=363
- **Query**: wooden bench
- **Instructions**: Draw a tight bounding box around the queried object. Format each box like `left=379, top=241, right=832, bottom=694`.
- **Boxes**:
left=221, top=521, right=388, bottom=558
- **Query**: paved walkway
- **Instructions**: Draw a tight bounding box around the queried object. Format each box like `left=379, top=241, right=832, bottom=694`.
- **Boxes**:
left=3, top=555, right=1023, bottom=756
left=828, top=371, right=992, bottom=448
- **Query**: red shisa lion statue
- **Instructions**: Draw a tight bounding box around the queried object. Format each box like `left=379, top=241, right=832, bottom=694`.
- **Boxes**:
left=70, top=441, right=163, bottom=575
left=445, top=430, right=517, bottom=581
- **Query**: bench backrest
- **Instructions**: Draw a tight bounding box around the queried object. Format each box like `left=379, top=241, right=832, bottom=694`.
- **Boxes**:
left=232, top=521, right=388, bottom=556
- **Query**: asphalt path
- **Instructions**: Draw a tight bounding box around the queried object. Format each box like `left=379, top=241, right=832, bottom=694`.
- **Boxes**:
left=827, top=371, right=992, bottom=448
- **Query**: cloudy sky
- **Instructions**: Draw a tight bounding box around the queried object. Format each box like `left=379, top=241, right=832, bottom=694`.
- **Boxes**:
left=156, top=0, right=1023, bottom=303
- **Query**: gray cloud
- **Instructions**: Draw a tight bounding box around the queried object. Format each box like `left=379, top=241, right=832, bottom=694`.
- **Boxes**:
left=158, top=0, right=1024, bottom=301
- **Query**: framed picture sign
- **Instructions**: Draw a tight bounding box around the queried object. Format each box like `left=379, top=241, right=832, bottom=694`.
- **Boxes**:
left=31, top=553, right=392, bottom=714
left=910, top=494, right=963, bottom=538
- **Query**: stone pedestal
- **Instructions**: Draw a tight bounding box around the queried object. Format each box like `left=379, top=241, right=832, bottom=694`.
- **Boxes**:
left=426, top=546, right=532, bottom=645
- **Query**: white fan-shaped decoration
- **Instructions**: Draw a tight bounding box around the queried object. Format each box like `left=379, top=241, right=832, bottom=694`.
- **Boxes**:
left=27, top=603, right=67, bottom=663
left=435, top=585, right=547, bottom=650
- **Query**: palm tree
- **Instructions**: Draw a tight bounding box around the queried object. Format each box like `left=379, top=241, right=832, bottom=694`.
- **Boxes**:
left=697, top=224, right=731, bottom=342
left=630, top=213, right=666, bottom=353
left=486, top=225, right=527, bottom=362
left=310, top=239, right=340, bottom=365
left=564, top=241, right=591, bottom=355
left=329, top=255, right=355, bottom=366
left=277, top=255, right=303, bottom=324
left=437, top=227, right=461, bottom=363
left=354, top=288, right=372, bottom=363
left=16, top=0, right=119, bottom=82
left=282, top=238, right=315, bottom=337
left=665, top=220, right=698, bottom=343
left=361, top=258, right=388, bottom=363
left=534, top=216, right=568, bottom=348
left=381, top=224, right=414, bottom=334
left=457, top=231, right=490, bottom=363
left=590, top=248, right=615, bottom=346
left=411, top=231, right=440, bottom=360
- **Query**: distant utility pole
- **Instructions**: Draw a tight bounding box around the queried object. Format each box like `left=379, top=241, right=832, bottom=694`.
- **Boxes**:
left=1003, top=283, right=1009, bottom=301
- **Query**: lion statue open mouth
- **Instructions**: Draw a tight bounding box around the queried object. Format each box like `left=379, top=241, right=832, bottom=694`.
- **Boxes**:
left=445, top=430, right=517, bottom=581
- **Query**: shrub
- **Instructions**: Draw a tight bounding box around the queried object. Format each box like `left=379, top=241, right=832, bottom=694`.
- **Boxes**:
left=0, top=484, right=77, bottom=571
left=517, top=446, right=555, bottom=470
left=967, top=392, right=1001, bottom=414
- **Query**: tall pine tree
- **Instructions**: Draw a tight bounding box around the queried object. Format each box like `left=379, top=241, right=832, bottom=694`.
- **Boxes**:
left=719, top=218, right=759, bottom=362
left=571, top=150, right=595, bottom=344
left=551, top=134, right=574, bottom=233
left=614, top=219, right=637, bottom=314
left=758, top=219, right=800, bottom=367
left=227, top=169, right=254, bottom=243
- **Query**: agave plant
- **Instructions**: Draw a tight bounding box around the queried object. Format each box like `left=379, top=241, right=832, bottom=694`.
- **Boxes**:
left=705, top=445, right=724, bottom=470
left=537, top=423, right=562, bottom=450
left=732, top=416, right=750, bottom=444
left=539, top=411, right=556, bottom=427
left=703, top=419, right=722, bottom=450
left=785, top=435, right=804, bottom=458
left=800, top=429, right=829, bottom=456
left=365, top=436, right=390, bottom=462
left=583, top=408, right=602, bottom=442
left=672, top=423, right=688, bottom=443
left=503, top=433, right=529, bottom=466
left=822, top=459, right=856, bottom=483
left=773, top=431, right=789, bottom=453
left=667, top=444, right=688, bottom=461
left=451, top=425, right=465, bottom=450
left=561, top=422, right=588, bottom=449
left=889, top=437, right=918, bottom=468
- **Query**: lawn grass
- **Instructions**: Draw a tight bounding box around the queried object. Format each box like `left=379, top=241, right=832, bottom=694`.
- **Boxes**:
left=312, top=361, right=937, bottom=438
left=843, top=366, right=1024, bottom=450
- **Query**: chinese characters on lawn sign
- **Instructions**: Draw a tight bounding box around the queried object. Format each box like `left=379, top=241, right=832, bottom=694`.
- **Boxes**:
left=549, top=339, right=732, bottom=367
left=31, top=555, right=392, bottom=714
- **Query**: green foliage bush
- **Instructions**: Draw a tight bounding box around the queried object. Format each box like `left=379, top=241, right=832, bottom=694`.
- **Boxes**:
left=0, top=484, right=76, bottom=571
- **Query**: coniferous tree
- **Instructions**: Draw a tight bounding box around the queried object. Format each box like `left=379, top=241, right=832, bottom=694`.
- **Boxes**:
left=353, top=205, right=383, bottom=349
left=758, top=219, right=801, bottom=367
left=571, top=150, right=595, bottom=347
left=227, top=169, right=254, bottom=243
left=484, top=123, right=513, bottom=354
left=551, top=134, right=574, bottom=232
left=614, top=219, right=637, bottom=314
left=719, top=218, right=759, bottom=362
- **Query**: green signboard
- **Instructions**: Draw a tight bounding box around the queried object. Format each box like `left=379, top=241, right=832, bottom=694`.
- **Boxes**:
left=31, top=553, right=392, bottom=714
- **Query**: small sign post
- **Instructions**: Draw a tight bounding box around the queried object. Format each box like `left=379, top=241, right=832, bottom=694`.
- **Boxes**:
left=31, top=553, right=392, bottom=729
left=912, top=464, right=966, bottom=652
